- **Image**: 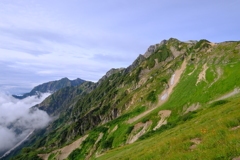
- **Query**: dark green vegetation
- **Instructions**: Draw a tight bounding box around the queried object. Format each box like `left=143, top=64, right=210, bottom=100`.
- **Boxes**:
left=12, top=77, right=85, bottom=99
left=7, top=38, right=240, bottom=160
left=145, top=43, right=172, bottom=69
left=37, top=81, right=94, bottom=116
left=11, top=147, right=41, bottom=160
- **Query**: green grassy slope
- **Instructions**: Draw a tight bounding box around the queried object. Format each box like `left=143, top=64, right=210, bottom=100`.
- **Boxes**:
left=11, top=39, right=240, bottom=160
left=97, top=94, right=240, bottom=160
left=90, top=40, right=240, bottom=160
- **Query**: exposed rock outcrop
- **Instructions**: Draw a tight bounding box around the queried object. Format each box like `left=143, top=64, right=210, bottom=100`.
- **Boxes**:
left=170, top=46, right=186, bottom=58
left=123, top=54, right=146, bottom=74
left=127, top=121, right=152, bottom=144
left=189, top=138, right=202, bottom=151
left=143, top=39, right=167, bottom=58
left=97, top=68, right=125, bottom=86
left=184, top=40, right=198, bottom=44
left=153, top=110, right=171, bottom=130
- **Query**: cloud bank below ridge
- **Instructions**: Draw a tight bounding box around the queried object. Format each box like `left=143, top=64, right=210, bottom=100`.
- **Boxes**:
left=0, top=92, right=51, bottom=155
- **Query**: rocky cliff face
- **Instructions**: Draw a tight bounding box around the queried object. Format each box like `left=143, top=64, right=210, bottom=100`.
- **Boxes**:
left=123, top=54, right=146, bottom=74
left=143, top=39, right=167, bottom=58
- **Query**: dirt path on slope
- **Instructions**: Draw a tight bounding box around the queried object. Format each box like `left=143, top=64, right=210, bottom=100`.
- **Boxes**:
left=38, top=134, right=88, bottom=160
left=153, top=110, right=172, bottom=130
left=126, top=107, right=156, bottom=124
left=196, top=63, right=208, bottom=85
left=188, top=65, right=198, bottom=76
left=230, top=125, right=240, bottom=131
left=208, top=67, right=222, bottom=87
left=210, top=43, right=217, bottom=46
left=233, top=156, right=240, bottom=160
left=127, top=59, right=187, bottom=124
left=209, top=88, right=240, bottom=104
left=127, top=120, right=152, bottom=144
left=86, top=133, right=104, bottom=159
left=184, top=103, right=201, bottom=115
left=38, top=153, right=49, bottom=160
left=110, top=125, right=118, bottom=133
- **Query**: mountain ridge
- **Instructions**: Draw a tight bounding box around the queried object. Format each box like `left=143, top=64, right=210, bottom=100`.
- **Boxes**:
left=5, top=38, right=240, bottom=160
left=12, top=77, right=85, bottom=99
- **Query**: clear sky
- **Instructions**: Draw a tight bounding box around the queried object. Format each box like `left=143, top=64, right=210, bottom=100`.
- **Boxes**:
left=0, top=0, right=239, bottom=94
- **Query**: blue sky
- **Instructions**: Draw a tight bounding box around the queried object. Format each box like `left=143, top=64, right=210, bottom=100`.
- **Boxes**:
left=0, top=0, right=239, bottom=94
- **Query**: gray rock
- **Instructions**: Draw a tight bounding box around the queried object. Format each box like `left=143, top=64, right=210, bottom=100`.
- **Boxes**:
left=97, top=68, right=125, bottom=86
left=105, top=68, right=125, bottom=77
left=160, top=39, right=167, bottom=45
left=184, top=40, right=198, bottom=44
left=123, top=54, right=146, bottom=74
left=143, top=39, right=167, bottom=58
left=170, top=46, right=186, bottom=58
left=143, top=45, right=157, bottom=58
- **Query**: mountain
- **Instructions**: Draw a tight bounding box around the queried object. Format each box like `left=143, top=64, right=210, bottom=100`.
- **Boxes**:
left=36, top=81, right=95, bottom=116
left=6, top=38, right=240, bottom=160
left=12, top=77, right=85, bottom=99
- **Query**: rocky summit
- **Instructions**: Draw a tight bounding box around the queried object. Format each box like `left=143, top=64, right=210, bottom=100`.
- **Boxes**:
left=4, top=38, right=240, bottom=160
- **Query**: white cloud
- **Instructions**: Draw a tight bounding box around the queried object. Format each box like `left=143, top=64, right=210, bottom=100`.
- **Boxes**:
left=0, top=92, right=51, bottom=153
left=37, top=70, right=55, bottom=75
left=0, top=126, right=16, bottom=153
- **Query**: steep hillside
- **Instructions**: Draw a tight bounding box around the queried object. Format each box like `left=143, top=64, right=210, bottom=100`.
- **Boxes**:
left=1, top=81, right=94, bottom=160
left=12, top=77, right=85, bottom=99
left=9, top=38, right=240, bottom=160
left=97, top=95, right=240, bottom=160
left=36, top=81, right=95, bottom=116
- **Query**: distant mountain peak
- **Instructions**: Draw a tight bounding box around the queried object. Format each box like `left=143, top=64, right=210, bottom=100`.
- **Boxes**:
left=12, top=77, right=85, bottom=99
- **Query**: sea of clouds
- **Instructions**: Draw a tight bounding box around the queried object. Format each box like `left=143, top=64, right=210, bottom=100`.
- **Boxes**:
left=0, top=92, right=51, bottom=155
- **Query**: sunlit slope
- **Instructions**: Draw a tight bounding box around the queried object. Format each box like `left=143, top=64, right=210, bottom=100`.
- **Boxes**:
left=11, top=39, right=240, bottom=160
left=93, top=41, right=240, bottom=160
left=94, top=42, right=240, bottom=160
left=97, top=94, right=240, bottom=160
left=52, top=40, right=240, bottom=160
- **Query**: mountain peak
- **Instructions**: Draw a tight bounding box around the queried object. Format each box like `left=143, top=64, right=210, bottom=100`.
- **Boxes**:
left=12, top=77, right=86, bottom=99
left=61, top=77, right=69, bottom=80
left=143, top=39, right=168, bottom=58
